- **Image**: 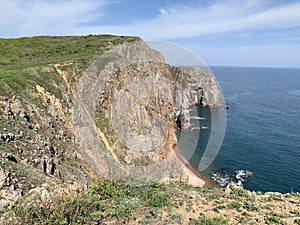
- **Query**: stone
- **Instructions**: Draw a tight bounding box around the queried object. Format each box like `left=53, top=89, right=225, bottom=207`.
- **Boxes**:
left=5, top=154, right=18, bottom=163
left=0, top=188, right=23, bottom=209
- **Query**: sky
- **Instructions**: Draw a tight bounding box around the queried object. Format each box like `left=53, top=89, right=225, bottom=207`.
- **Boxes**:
left=1, top=0, right=300, bottom=68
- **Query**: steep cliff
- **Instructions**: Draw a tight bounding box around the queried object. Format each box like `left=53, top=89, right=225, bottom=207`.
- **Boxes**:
left=0, top=35, right=220, bottom=213
left=72, top=40, right=221, bottom=182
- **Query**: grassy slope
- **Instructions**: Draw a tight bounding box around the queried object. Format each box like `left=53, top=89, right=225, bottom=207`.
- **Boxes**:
left=6, top=179, right=300, bottom=225
left=0, top=35, right=139, bottom=97
left=0, top=35, right=138, bottom=69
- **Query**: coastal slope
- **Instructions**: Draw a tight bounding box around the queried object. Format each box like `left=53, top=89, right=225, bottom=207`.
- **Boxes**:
left=0, top=35, right=220, bottom=213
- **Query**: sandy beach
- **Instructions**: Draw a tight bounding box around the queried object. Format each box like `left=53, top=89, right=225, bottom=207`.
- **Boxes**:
left=174, top=150, right=209, bottom=188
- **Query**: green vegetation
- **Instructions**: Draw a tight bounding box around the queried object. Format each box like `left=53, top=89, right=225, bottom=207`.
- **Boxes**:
left=189, top=216, right=229, bottom=225
left=3, top=177, right=300, bottom=225
left=9, top=179, right=170, bottom=225
left=264, top=212, right=283, bottom=225
left=295, top=218, right=300, bottom=225
left=0, top=35, right=138, bottom=99
left=0, top=35, right=139, bottom=70
left=230, top=186, right=249, bottom=199
left=243, top=201, right=260, bottom=211
left=227, top=201, right=242, bottom=211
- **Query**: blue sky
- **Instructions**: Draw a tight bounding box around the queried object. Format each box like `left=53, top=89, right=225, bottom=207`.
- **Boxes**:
left=1, top=0, right=300, bottom=67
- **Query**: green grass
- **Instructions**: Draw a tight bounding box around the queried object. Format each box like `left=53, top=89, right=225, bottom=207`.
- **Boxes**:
left=243, top=201, right=260, bottom=212
left=9, top=179, right=171, bottom=225
left=189, top=216, right=229, bottom=225
left=264, top=212, right=283, bottom=225
left=0, top=35, right=139, bottom=70
left=0, top=35, right=139, bottom=100
left=230, top=186, right=249, bottom=199
left=227, top=201, right=242, bottom=210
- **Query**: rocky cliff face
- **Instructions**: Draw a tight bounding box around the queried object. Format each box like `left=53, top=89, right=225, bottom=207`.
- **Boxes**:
left=0, top=36, right=221, bottom=212
left=72, top=40, right=221, bottom=181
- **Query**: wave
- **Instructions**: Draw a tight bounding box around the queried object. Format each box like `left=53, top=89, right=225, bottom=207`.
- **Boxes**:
left=190, top=116, right=206, bottom=120
left=287, top=89, right=300, bottom=97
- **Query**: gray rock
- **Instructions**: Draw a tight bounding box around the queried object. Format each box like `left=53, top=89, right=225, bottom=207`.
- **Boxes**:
left=72, top=39, right=222, bottom=183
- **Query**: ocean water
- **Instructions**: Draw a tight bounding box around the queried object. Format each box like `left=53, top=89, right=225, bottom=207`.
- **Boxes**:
left=179, top=67, right=300, bottom=193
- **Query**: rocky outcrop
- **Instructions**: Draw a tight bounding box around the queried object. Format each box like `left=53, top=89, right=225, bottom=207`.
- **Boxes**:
left=0, top=73, right=87, bottom=211
left=172, top=66, right=221, bottom=107
left=72, top=40, right=221, bottom=182
left=0, top=167, right=23, bottom=209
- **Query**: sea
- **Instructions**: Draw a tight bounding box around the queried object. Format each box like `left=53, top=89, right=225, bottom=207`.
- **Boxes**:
left=178, top=66, right=300, bottom=193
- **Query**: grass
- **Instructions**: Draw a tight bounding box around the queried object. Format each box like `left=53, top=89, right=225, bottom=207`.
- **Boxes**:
left=0, top=35, right=139, bottom=70
left=0, top=35, right=139, bottom=100
left=3, top=177, right=300, bottom=225
left=230, top=186, right=249, bottom=199
left=8, top=179, right=171, bottom=225
left=264, top=212, right=283, bottom=225
left=189, top=216, right=229, bottom=225
left=227, top=201, right=242, bottom=211
left=243, top=201, right=260, bottom=212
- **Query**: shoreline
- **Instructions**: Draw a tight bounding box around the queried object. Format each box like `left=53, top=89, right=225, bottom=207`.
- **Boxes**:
left=174, top=149, right=211, bottom=188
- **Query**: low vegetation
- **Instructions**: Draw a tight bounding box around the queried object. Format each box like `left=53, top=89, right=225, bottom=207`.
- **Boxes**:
left=0, top=35, right=139, bottom=69
left=2, top=179, right=299, bottom=225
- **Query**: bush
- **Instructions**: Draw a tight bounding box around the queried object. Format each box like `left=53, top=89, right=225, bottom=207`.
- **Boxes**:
left=190, top=216, right=229, bottom=225
left=8, top=179, right=170, bottom=225
left=294, top=218, right=300, bottom=225
left=227, top=201, right=242, bottom=210
left=264, top=212, right=283, bottom=225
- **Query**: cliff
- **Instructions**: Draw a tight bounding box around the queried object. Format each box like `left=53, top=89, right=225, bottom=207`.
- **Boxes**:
left=0, top=35, right=220, bottom=212
left=1, top=35, right=298, bottom=225
left=72, top=40, right=221, bottom=182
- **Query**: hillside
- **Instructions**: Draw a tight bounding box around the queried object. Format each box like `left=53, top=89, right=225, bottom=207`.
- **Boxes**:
left=0, top=35, right=299, bottom=224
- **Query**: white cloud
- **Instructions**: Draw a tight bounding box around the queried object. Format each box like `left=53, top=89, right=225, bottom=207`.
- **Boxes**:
left=0, top=0, right=108, bottom=37
left=2, top=0, right=300, bottom=39
left=59, top=0, right=300, bottom=40
left=109, top=0, right=300, bottom=40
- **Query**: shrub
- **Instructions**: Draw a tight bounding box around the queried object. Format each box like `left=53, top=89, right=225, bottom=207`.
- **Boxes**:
left=189, top=216, right=229, bottom=225
left=294, top=218, right=300, bottom=225
left=243, top=201, right=260, bottom=211
left=227, top=201, right=242, bottom=210
left=7, top=179, right=171, bottom=225
left=264, top=212, right=283, bottom=225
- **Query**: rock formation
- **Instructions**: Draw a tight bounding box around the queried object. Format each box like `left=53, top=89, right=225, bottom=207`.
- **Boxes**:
left=72, top=40, right=221, bottom=181
left=0, top=35, right=221, bottom=212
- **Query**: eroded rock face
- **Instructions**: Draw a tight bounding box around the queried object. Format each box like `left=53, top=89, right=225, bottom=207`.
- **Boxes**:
left=72, top=40, right=221, bottom=181
left=0, top=37, right=221, bottom=212
left=174, top=66, right=221, bottom=106
left=0, top=73, right=86, bottom=211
